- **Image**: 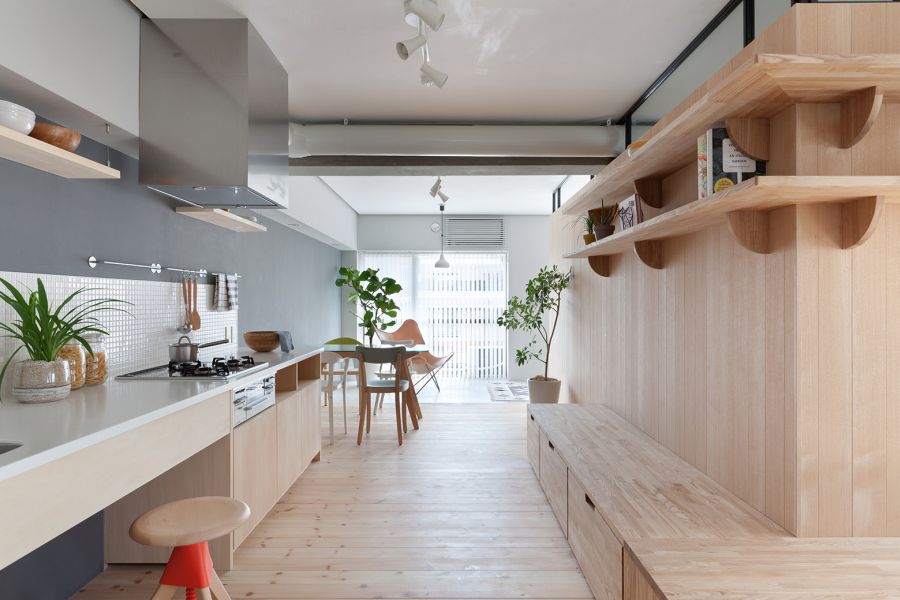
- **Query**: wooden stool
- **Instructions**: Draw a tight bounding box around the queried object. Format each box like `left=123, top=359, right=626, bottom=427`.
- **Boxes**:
left=129, top=496, right=250, bottom=600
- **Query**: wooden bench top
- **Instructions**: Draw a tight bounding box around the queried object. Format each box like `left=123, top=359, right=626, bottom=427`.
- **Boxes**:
left=529, top=404, right=787, bottom=542
left=627, top=538, right=900, bottom=599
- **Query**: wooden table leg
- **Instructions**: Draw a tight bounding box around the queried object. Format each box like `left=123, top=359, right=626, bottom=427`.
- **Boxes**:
left=400, top=359, right=420, bottom=429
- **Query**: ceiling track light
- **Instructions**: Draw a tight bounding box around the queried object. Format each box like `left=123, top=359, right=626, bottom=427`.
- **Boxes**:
left=429, top=176, right=442, bottom=197
left=421, top=61, right=448, bottom=88
left=397, top=33, right=427, bottom=60
left=437, top=190, right=450, bottom=204
left=405, top=0, right=445, bottom=32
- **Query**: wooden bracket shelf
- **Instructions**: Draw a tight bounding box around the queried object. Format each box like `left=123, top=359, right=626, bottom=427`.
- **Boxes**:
left=563, top=54, right=900, bottom=215
left=565, top=176, right=900, bottom=276
left=0, top=123, right=120, bottom=179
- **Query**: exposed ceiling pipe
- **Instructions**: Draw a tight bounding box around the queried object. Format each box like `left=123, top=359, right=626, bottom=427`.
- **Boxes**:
left=289, top=123, right=624, bottom=158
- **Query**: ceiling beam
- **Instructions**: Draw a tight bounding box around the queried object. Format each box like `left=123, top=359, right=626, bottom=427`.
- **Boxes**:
left=289, top=155, right=614, bottom=176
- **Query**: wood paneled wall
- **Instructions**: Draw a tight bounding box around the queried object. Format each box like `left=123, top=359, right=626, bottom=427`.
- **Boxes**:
left=549, top=1, right=900, bottom=538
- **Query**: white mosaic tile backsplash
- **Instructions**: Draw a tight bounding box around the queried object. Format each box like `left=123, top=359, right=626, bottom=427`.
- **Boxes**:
left=0, top=271, right=239, bottom=377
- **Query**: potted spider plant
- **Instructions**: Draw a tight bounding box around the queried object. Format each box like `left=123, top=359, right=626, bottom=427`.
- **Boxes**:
left=0, top=278, right=127, bottom=403
left=588, top=201, right=620, bottom=240
left=573, top=214, right=596, bottom=245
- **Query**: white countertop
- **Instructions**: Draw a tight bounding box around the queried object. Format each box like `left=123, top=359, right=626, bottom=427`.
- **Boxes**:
left=0, top=344, right=322, bottom=481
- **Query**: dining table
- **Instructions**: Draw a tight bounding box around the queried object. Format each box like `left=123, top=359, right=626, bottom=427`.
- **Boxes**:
left=322, top=343, right=427, bottom=430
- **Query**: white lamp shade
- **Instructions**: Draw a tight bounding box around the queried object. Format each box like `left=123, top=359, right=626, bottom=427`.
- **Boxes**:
left=421, top=62, right=448, bottom=88
left=396, top=34, right=427, bottom=60
left=434, top=253, right=450, bottom=268
left=437, top=190, right=450, bottom=203
left=429, top=177, right=442, bottom=197
left=405, top=0, right=445, bottom=31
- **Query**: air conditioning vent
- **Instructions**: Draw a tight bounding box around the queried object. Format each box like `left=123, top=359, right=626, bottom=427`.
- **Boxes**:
left=445, top=217, right=505, bottom=248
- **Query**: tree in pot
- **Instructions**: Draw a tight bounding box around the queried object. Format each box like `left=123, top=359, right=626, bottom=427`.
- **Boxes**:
left=335, top=267, right=402, bottom=347
left=497, top=265, right=572, bottom=403
left=0, top=278, right=128, bottom=403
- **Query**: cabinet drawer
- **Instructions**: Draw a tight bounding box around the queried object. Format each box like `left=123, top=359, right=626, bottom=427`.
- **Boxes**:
left=539, top=429, right=568, bottom=536
left=527, top=411, right=540, bottom=476
left=568, top=474, right=622, bottom=600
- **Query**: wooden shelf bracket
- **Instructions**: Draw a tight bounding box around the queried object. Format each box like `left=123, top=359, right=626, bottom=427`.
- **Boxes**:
left=725, top=117, right=770, bottom=161
left=587, top=255, right=611, bottom=277
left=634, top=240, right=664, bottom=270
left=727, top=210, right=771, bottom=254
left=841, top=196, right=884, bottom=249
left=840, top=86, right=883, bottom=149
left=633, top=178, right=663, bottom=209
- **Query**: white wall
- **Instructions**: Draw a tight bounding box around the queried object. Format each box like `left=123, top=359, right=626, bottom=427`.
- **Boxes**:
left=356, top=214, right=550, bottom=381
left=0, top=0, right=140, bottom=154
left=262, top=177, right=359, bottom=250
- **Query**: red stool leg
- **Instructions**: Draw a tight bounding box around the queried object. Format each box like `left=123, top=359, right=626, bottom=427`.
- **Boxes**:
left=159, top=541, right=214, bottom=593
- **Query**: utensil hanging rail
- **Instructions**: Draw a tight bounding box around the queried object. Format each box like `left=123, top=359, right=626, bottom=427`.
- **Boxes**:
left=87, top=256, right=241, bottom=278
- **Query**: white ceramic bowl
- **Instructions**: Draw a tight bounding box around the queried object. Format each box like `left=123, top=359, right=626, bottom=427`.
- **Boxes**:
left=0, top=100, right=36, bottom=134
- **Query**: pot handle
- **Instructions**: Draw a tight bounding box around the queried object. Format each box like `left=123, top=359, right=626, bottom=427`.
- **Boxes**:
left=176, top=335, right=192, bottom=344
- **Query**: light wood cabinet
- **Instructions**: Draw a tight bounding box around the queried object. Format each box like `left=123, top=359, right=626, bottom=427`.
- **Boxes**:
left=527, top=411, right=540, bottom=476
left=299, top=380, right=322, bottom=467
left=568, top=473, right=623, bottom=600
left=233, top=407, right=277, bottom=547
left=538, top=429, right=568, bottom=536
left=276, top=390, right=304, bottom=497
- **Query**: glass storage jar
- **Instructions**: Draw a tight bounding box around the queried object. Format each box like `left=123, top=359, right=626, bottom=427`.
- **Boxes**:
left=83, top=333, right=108, bottom=385
left=58, top=342, right=86, bottom=389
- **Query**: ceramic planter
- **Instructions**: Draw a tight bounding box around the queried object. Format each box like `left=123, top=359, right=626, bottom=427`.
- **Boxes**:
left=593, top=224, right=615, bottom=240
left=528, top=378, right=561, bottom=404
left=10, top=359, right=72, bottom=403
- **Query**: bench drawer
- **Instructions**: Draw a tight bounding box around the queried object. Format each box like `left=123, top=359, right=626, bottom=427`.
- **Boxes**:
left=568, top=473, right=623, bottom=600
left=527, top=411, right=540, bottom=476
left=539, top=429, right=568, bottom=535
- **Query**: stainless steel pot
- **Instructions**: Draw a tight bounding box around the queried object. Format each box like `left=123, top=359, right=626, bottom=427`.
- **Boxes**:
left=168, top=337, right=231, bottom=363
left=169, top=335, right=198, bottom=363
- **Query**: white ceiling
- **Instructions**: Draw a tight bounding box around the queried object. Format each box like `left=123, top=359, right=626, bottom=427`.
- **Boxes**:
left=130, top=0, right=726, bottom=124
left=321, top=175, right=562, bottom=215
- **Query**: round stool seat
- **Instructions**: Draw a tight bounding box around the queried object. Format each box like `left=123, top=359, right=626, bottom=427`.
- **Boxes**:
left=130, top=496, right=250, bottom=547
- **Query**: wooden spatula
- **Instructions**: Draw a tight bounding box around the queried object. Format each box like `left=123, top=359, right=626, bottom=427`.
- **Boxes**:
left=190, top=278, right=201, bottom=330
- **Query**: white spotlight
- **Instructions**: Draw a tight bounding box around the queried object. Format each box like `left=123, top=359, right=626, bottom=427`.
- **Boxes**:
left=429, top=177, right=442, bottom=197
left=405, top=0, right=444, bottom=31
left=421, top=62, right=448, bottom=88
left=438, top=190, right=450, bottom=203
left=396, top=34, right=427, bottom=60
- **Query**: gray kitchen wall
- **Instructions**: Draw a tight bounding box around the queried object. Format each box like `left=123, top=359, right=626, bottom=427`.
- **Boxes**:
left=0, top=135, right=340, bottom=598
left=0, top=136, right=342, bottom=345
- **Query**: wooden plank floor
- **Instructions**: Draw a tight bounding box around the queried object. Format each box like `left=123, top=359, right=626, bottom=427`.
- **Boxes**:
left=77, top=401, right=591, bottom=599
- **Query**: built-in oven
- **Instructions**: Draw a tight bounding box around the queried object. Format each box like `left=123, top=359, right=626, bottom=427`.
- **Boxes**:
left=233, top=375, right=276, bottom=427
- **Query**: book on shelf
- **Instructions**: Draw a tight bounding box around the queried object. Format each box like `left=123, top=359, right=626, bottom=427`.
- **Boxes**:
left=697, top=127, right=765, bottom=198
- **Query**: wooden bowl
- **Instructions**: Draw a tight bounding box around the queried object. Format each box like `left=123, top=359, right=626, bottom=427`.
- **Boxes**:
left=243, top=331, right=280, bottom=353
left=29, top=122, right=82, bottom=153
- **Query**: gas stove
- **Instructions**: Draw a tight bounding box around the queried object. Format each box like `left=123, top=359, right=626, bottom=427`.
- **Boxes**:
left=117, top=356, right=269, bottom=381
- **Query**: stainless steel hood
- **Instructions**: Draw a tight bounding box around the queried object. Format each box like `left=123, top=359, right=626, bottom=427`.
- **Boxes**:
left=139, top=19, right=288, bottom=209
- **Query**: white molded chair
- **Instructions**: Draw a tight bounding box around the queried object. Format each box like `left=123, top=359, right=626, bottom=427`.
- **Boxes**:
left=321, top=351, right=350, bottom=445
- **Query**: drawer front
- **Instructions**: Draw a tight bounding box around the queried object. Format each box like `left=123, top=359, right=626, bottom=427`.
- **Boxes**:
left=527, top=411, right=540, bottom=476
left=568, top=474, right=623, bottom=600
left=539, top=429, right=568, bottom=536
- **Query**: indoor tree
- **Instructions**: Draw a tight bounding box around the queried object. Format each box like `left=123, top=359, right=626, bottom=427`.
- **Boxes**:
left=335, top=267, right=402, bottom=346
left=497, top=265, right=571, bottom=380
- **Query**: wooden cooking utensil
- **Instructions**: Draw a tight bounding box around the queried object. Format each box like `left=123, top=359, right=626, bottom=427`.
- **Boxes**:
left=178, top=278, right=192, bottom=333
left=190, top=278, right=201, bottom=330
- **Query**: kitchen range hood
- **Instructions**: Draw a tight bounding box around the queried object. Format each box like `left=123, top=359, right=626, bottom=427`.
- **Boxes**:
left=139, top=18, right=288, bottom=209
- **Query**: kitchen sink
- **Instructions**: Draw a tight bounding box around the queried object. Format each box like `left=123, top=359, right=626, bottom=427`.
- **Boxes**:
left=0, top=442, right=22, bottom=455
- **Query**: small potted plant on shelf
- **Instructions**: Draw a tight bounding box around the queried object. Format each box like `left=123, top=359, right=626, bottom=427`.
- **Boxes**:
left=497, top=265, right=571, bottom=404
left=588, top=201, right=620, bottom=240
left=0, top=278, right=127, bottom=403
left=335, top=266, right=402, bottom=347
left=573, top=214, right=596, bottom=245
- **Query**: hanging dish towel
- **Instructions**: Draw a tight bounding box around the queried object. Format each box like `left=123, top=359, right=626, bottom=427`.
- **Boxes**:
left=214, top=274, right=239, bottom=311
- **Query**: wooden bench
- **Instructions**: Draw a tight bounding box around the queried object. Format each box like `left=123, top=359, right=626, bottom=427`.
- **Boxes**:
left=527, top=404, right=787, bottom=599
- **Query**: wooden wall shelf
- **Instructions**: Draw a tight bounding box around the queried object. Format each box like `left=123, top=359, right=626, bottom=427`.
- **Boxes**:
left=562, top=54, right=900, bottom=215
left=0, top=124, right=120, bottom=179
left=565, top=176, right=900, bottom=271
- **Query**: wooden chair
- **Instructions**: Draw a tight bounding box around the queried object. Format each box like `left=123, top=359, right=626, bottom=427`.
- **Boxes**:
left=356, top=345, right=410, bottom=446
left=376, top=319, right=453, bottom=394
left=129, top=496, right=250, bottom=600
left=321, top=351, right=349, bottom=446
